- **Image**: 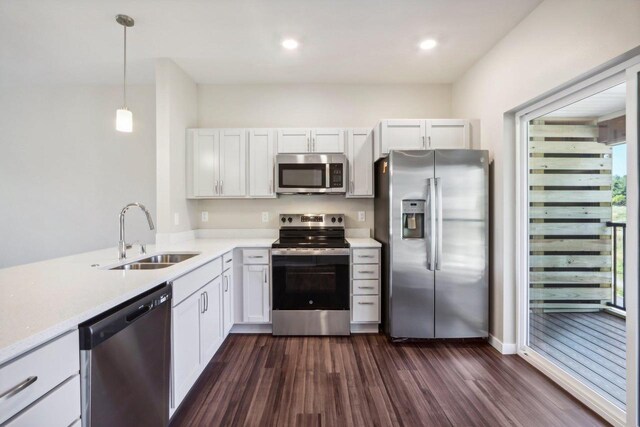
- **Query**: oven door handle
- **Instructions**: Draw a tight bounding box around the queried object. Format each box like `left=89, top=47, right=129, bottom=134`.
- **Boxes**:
left=271, top=248, right=350, bottom=256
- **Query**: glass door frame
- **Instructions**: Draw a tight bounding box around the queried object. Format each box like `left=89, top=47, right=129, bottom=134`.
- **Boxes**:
left=514, top=56, right=640, bottom=426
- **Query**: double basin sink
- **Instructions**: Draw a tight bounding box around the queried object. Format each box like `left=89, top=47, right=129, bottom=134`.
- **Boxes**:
left=110, top=253, right=200, bottom=270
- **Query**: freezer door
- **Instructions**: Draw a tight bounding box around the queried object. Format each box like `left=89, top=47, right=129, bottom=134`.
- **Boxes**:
left=434, top=150, right=488, bottom=338
left=389, top=150, right=436, bottom=338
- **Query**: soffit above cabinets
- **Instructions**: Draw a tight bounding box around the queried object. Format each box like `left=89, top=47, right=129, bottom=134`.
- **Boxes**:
left=0, top=0, right=541, bottom=86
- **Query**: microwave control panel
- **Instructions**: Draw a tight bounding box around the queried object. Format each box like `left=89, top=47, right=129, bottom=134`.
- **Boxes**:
left=329, top=164, right=343, bottom=188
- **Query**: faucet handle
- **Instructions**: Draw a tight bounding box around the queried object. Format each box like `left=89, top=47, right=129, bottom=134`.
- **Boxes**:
left=139, top=243, right=147, bottom=255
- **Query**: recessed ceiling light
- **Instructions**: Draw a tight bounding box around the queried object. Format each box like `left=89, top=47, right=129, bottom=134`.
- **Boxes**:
left=419, top=39, right=437, bottom=50
left=282, top=38, right=299, bottom=50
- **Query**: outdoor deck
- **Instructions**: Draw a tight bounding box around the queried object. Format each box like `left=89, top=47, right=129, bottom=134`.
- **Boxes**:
left=529, top=311, right=626, bottom=410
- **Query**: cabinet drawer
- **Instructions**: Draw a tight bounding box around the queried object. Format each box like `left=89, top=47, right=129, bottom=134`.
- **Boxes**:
left=352, top=280, right=379, bottom=295
left=5, top=375, right=80, bottom=427
left=352, top=249, right=379, bottom=264
left=173, top=257, right=222, bottom=306
left=223, top=251, right=233, bottom=271
left=243, top=249, right=269, bottom=264
left=0, top=330, right=79, bottom=424
left=352, top=296, right=380, bottom=323
left=353, top=264, right=379, bottom=279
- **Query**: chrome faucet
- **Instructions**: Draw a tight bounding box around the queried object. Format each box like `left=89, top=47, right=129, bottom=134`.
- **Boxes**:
left=118, top=203, right=155, bottom=260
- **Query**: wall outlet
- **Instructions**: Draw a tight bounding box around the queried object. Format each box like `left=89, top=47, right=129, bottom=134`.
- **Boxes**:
left=174, top=212, right=180, bottom=226
left=358, top=211, right=366, bottom=222
left=261, top=212, right=269, bottom=223
left=201, top=211, right=209, bottom=222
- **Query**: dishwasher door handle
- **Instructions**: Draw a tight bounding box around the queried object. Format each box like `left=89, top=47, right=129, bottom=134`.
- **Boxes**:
left=126, top=304, right=151, bottom=323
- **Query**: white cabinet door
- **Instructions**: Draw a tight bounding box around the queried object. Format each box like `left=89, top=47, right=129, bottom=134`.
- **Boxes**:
left=380, top=119, right=426, bottom=154
left=347, top=129, right=373, bottom=197
left=248, top=129, right=275, bottom=197
left=200, top=276, right=223, bottom=365
left=219, top=129, right=247, bottom=197
left=222, top=269, right=234, bottom=337
left=190, top=129, right=219, bottom=197
left=243, top=265, right=270, bottom=323
left=276, top=128, right=311, bottom=153
left=172, top=291, right=202, bottom=408
left=426, top=119, right=469, bottom=149
left=312, top=128, right=344, bottom=153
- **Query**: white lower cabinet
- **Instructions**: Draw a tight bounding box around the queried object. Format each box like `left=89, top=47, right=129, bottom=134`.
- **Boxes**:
left=223, top=268, right=234, bottom=336
left=351, top=248, right=382, bottom=325
left=200, top=276, right=224, bottom=365
left=171, top=257, right=227, bottom=413
left=172, top=290, right=203, bottom=409
left=243, top=264, right=270, bottom=323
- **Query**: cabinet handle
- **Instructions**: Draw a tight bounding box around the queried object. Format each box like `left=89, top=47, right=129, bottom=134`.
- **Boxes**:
left=0, top=376, right=38, bottom=402
left=358, top=302, right=375, bottom=305
left=225, top=258, right=233, bottom=263
left=214, top=180, right=218, bottom=194
left=358, top=255, right=375, bottom=258
left=428, top=136, right=432, bottom=148
left=224, top=275, right=229, bottom=292
left=220, top=180, right=223, bottom=194
left=205, top=291, right=209, bottom=312
left=201, top=292, right=206, bottom=314
left=248, top=255, right=264, bottom=259
left=358, top=270, right=374, bottom=274
left=358, top=286, right=375, bottom=289
left=350, top=181, right=354, bottom=194
left=307, top=137, right=310, bottom=152
left=312, top=137, right=315, bottom=152
left=264, top=269, right=268, bottom=283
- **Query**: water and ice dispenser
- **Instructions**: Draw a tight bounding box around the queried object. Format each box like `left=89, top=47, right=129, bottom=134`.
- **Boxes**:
left=402, top=199, right=425, bottom=239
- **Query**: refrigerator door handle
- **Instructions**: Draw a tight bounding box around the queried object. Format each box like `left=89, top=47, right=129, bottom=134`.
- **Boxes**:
left=435, top=177, right=443, bottom=270
left=428, top=178, right=436, bottom=270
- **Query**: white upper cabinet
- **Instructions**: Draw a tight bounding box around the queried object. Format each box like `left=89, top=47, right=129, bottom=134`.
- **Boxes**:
left=187, top=129, right=247, bottom=198
left=277, top=128, right=345, bottom=153
left=379, top=119, right=426, bottom=154
left=187, top=129, right=219, bottom=198
left=426, top=119, right=469, bottom=149
left=347, top=128, right=374, bottom=198
left=219, top=129, right=247, bottom=197
left=276, top=128, right=311, bottom=153
left=312, top=128, right=345, bottom=153
left=376, top=119, right=470, bottom=158
left=248, top=129, right=276, bottom=197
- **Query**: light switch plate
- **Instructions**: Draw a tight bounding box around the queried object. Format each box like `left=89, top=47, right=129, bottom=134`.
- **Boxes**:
left=174, top=213, right=180, bottom=225
left=261, top=212, right=269, bottom=223
left=201, top=211, right=209, bottom=222
left=358, top=211, right=365, bottom=222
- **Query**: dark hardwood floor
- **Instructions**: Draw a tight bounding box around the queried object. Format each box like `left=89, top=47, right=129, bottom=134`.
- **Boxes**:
left=171, top=334, right=607, bottom=427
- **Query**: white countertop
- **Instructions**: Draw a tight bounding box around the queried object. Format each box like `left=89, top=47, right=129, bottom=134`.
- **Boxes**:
left=0, top=236, right=380, bottom=365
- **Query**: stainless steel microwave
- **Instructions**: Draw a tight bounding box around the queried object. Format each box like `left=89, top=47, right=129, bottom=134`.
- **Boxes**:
left=275, top=154, right=347, bottom=194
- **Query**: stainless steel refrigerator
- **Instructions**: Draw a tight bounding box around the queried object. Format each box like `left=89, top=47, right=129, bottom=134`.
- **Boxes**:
left=374, top=150, right=489, bottom=339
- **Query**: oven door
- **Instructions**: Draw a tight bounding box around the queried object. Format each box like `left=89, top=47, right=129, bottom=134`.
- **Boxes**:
left=272, top=248, right=350, bottom=310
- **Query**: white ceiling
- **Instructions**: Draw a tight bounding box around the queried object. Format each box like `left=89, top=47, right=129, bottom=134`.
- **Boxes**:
left=0, top=0, right=542, bottom=87
left=545, top=83, right=627, bottom=119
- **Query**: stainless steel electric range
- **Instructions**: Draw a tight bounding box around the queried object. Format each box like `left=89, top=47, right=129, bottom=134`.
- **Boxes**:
left=272, top=214, right=350, bottom=336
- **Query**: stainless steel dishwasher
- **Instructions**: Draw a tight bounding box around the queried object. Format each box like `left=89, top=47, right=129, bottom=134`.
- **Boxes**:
left=79, top=284, right=172, bottom=427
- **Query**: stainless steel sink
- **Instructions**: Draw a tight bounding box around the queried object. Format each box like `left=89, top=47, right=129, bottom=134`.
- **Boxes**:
left=109, top=252, right=200, bottom=270
left=137, top=253, right=199, bottom=264
left=111, top=262, right=174, bottom=270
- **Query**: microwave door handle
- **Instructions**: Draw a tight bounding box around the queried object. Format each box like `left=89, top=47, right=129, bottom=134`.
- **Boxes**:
left=326, top=164, right=331, bottom=188
left=428, top=178, right=436, bottom=270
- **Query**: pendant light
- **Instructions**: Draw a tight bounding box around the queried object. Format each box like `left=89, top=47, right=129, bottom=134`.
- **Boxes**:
left=115, top=14, right=134, bottom=132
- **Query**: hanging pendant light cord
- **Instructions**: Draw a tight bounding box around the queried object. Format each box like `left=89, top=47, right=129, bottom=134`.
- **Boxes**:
left=123, top=25, right=127, bottom=108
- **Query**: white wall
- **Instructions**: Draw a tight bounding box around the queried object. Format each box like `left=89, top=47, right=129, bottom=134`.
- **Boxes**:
left=0, top=85, right=156, bottom=268
left=451, top=0, right=640, bottom=349
left=197, top=83, right=452, bottom=229
left=156, top=59, right=199, bottom=236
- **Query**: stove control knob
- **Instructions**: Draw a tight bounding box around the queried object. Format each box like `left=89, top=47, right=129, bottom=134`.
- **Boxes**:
left=281, top=217, right=286, bottom=223
left=287, top=217, right=293, bottom=223
left=331, top=217, right=336, bottom=223
left=337, top=217, right=343, bottom=223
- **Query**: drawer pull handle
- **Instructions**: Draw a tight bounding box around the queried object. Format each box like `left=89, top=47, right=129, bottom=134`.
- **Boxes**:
left=225, top=259, right=233, bottom=263
left=358, top=302, right=375, bottom=305
left=358, top=255, right=375, bottom=258
left=358, top=270, right=374, bottom=274
left=0, top=376, right=38, bottom=402
left=248, top=255, right=264, bottom=259
left=358, top=286, right=375, bottom=289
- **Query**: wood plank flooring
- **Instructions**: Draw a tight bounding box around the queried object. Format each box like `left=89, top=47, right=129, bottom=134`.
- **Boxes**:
left=530, top=312, right=626, bottom=410
left=171, top=334, right=607, bottom=427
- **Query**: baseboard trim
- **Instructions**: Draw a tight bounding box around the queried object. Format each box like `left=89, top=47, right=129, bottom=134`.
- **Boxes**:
left=231, top=323, right=272, bottom=334
left=489, top=335, right=517, bottom=354
left=351, top=324, right=380, bottom=333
